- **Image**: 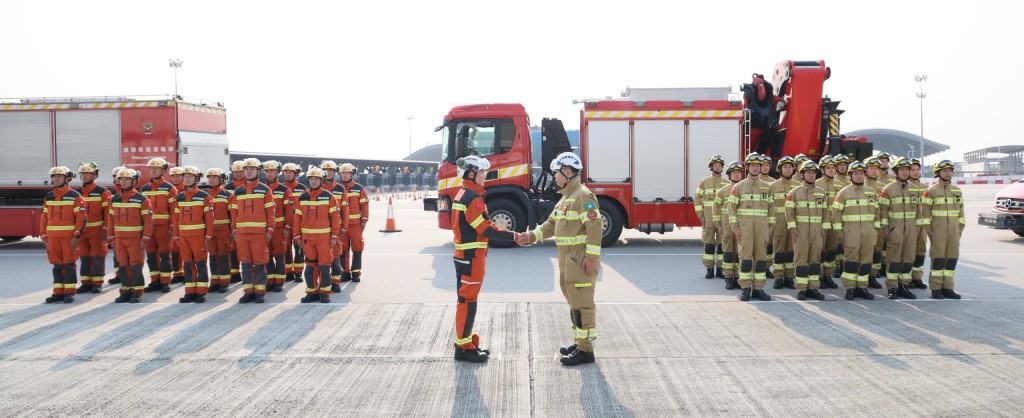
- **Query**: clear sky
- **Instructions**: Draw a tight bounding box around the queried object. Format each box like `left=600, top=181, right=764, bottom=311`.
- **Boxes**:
left=3, top=1, right=1019, bottom=162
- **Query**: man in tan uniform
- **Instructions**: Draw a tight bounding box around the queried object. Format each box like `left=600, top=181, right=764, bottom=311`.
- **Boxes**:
left=770, top=156, right=798, bottom=289
left=863, top=156, right=886, bottom=289
left=714, top=162, right=745, bottom=290
left=814, top=156, right=840, bottom=289
left=522, top=152, right=602, bottom=366
left=918, top=160, right=965, bottom=299
left=695, top=156, right=731, bottom=279
left=879, top=157, right=919, bottom=299
left=728, top=153, right=775, bottom=302
left=832, top=161, right=879, bottom=300
left=786, top=161, right=829, bottom=301
left=907, top=158, right=929, bottom=289
left=831, top=154, right=852, bottom=280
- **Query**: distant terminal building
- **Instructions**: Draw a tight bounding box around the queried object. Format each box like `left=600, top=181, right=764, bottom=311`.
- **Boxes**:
left=846, top=129, right=949, bottom=160
left=962, top=146, right=1024, bottom=176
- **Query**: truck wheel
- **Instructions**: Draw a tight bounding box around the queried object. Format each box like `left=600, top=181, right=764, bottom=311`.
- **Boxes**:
left=599, top=200, right=623, bottom=248
left=487, top=199, right=526, bottom=248
left=0, top=236, right=26, bottom=242
left=1013, top=227, right=1024, bottom=237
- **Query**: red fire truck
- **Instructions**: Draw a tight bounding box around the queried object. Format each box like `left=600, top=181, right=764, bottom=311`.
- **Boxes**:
left=0, top=96, right=228, bottom=241
left=424, top=60, right=874, bottom=247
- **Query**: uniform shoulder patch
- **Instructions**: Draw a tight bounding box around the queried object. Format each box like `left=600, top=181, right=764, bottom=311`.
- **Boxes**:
left=587, top=210, right=598, bottom=220
left=584, top=201, right=596, bottom=211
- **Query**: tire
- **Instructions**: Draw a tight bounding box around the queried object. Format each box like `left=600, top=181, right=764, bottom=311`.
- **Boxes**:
left=487, top=198, right=526, bottom=248
left=1013, top=227, right=1024, bottom=237
left=0, top=236, right=26, bottom=242
left=598, top=199, right=623, bottom=248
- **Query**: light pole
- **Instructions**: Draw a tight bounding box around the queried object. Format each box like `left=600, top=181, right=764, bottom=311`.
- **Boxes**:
left=169, top=59, right=184, bottom=98
left=915, top=74, right=927, bottom=165
left=407, top=115, right=414, bottom=157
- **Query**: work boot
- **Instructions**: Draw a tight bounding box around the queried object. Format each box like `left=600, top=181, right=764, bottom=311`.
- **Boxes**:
left=821, top=275, right=838, bottom=289
left=784, top=278, right=796, bottom=289
left=179, top=293, right=197, bottom=303
left=63, top=294, right=75, bottom=304
left=797, top=291, right=807, bottom=301
left=559, top=344, right=578, bottom=356
left=114, top=292, right=132, bottom=303
left=897, top=284, right=917, bottom=299
left=76, top=284, right=94, bottom=294
left=887, top=288, right=898, bottom=300
left=879, top=265, right=887, bottom=278
left=218, top=283, right=229, bottom=293
left=560, top=349, right=595, bottom=366
left=855, top=288, right=875, bottom=300
left=108, top=277, right=121, bottom=284
left=705, top=268, right=715, bottom=279
left=931, top=290, right=944, bottom=299
left=752, top=289, right=771, bottom=301
left=320, top=293, right=331, bottom=303
left=272, top=284, right=283, bottom=293
left=833, top=269, right=842, bottom=279
left=91, top=285, right=101, bottom=294
left=867, top=277, right=882, bottom=289
left=808, top=289, right=826, bottom=301
left=845, top=289, right=855, bottom=300
left=294, top=275, right=304, bottom=283
left=301, top=293, right=319, bottom=303
left=195, top=294, right=206, bottom=303
left=941, top=289, right=962, bottom=300
left=171, top=275, right=185, bottom=284
left=454, top=347, right=489, bottom=363
left=341, top=272, right=352, bottom=282
left=238, top=293, right=256, bottom=304
left=129, top=295, right=141, bottom=303
left=766, top=269, right=775, bottom=279
left=725, top=278, right=737, bottom=290
left=773, top=279, right=785, bottom=289
left=45, top=294, right=63, bottom=304
left=230, top=274, right=242, bottom=283
left=208, top=284, right=221, bottom=293
left=352, top=273, right=361, bottom=283
left=911, top=279, right=928, bottom=289
left=255, top=293, right=265, bottom=304
left=331, top=283, right=342, bottom=293
left=286, top=272, right=296, bottom=282
left=715, top=267, right=725, bottom=279
left=738, top=288, right=751, bottom=302
left=143, top=282, right=161, bottom=293
left=161, top=284, right=172, bottom=293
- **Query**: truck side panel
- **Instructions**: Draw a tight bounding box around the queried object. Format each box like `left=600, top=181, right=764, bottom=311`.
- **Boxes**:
left=0, top=112, right=52, bottom=187
left=55, top=110, right=121, bottom=186
left=120, top=107, right=179, bottom=177
left=0, top=208, right=42, bottom=237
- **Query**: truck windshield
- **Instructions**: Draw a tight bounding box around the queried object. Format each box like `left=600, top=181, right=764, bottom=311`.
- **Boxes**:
left=442, top=119, right=514, bottom=162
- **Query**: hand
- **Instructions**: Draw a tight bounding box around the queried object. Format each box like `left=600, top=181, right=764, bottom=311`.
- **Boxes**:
left=790, top=230, right=798, bottom=243
left=230, top=230, right=237, bottom=242
left=360, top=221, right=367, bottom=230
left=294, top=235, right=303, bottom=246
left=582, top=257, right=598, bottom=276
left=140, top=238, right=149, bottom=251
left=171, top=237, right=179, bottom=247
left=40, top=235, right=47, bottom=245
left=927, top=231, right=934, bottom=242
left=733, top=228, right=742, bottom=243
left=339, top=228, right=347, bottom=236
left=515, top=232, right=530, bottom=246
left=265, top=233, right=273, bottom=243
left=330, top=237, right=338, bottom=247
left=70, top=236, right=80, bottom=250
left=884, top=229, right=891, bottom=241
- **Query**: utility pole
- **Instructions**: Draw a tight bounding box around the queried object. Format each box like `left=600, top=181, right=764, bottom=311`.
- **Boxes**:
left=407, top=115, right=414, bottom=157
left=169, top=59, right=184, bottom=98
left=915, top=75, right=927, bottom=165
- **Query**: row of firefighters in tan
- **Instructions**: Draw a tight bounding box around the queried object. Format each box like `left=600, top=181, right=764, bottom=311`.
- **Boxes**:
left=39, top=158, right=370, bottom=304
left=694, top=152, right=965, bottom=301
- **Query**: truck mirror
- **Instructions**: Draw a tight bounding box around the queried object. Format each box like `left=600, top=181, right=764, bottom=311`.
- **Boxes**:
left=434, top=125, right=444, bottom=132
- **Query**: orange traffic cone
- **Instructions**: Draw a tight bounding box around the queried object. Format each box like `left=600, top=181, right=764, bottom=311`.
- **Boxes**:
left=379, top=196, right=402, bottom=233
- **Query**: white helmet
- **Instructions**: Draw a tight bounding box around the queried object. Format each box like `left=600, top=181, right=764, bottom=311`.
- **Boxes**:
left=550, top=152, right=583, bottom=172
left=456, top=155, right=491, bottom=178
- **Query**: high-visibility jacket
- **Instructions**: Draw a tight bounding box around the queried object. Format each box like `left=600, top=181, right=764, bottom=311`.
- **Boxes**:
left=786, top=183, right=831, bottom=231
left=712, top=181, right=739, bottom=230
left=208, top=185, right=233, bottom=232
left=814, top=175, right=841, bottom=214
left=694, top=174, right=730, bottom=226
left=40, top=184, right=86, bottom=239
left=293, top=188, right=341, bottom=240
left=107, top=188, right=154, bottom=239
left=323, top=180, right=350, bottom=227
left=917, top=182, right=965, bottom=235
left=727, top=176, right=775, bottom=229
left=284, top=179, right=307, bottom=206
left=342, top=180, right=369, bottom=225
left=140, top=177, right=178, bottom=226
left=529, top=176, right=603, bottom=261
left=452, top=180, right=515, bottom=258
left=173, top=186, right=214, bottom=238
left=266, top=180, right=294, bottom=230
left=230, top=180, right=275, bottom=234
left=879, top=180, right=917, bottom=230
left=770, top=176, right=798, bottom=225
left=832, top=183, right=880, bottom=230
left=79, top=182, right=111, bottom=230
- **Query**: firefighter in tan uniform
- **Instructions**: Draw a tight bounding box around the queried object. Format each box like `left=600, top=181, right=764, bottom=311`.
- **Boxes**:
left=770, top=156, right=798, bottom=289
left=786, top=161, right=828, bottom=300
left=814, top=156, right=840, bottom=289
left=863, top=156, right=886, bottom=289
left=695, top=155, right=731, bottom=279
left=728, top=153, right=775, bottom=302
left=876, top=152, right=893, bottom=185
left=879, top=157, right=919, bottom=299
left=907, top=158, right=930, bottom=289
left=831, top=154, right=851, bottom=280
left=522, top=152, right=602, bottom=366
left=757, top=154, right=778, bottom=280
left=918, top=160, right=965, bottom=299
left=713, top=162, right=744, bottom=290
left=832, top=161, right=879, bottom=300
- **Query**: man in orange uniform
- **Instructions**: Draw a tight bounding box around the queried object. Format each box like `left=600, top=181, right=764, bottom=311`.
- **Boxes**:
left=107, top=169, right=154, bottom=303
left=75, top=162, right=111, bottom=294
left=339, top=163, right=369, bottom=283
left=206, top=168, right=233, bottom=293
left=282, top=163, right=308, bottom=283
left=231, top=158, right=276, bottom=304
left=319, top=160, right=350, bottom=292
left=166, top=167, right=187, bottom=284
left=225, top=160, right=246, bottom=283
left=451, top=156, right=517, bottom=362
left=262, top=161, right=294, bottom=292
left=107, top=166, right=126, bottom=285
left=141, top=158, right=179, bottom=293
left=40, top=166, right=87, bottom=304
left=292, top=167, right=342, bottom=303
left=173, top=166, right=215, bottom=303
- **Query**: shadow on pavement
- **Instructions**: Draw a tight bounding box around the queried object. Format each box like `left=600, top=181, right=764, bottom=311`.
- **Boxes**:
left=0, top=304, right=140, bottom=361
left=450, top=361, right=490, bottom=418
left=236, top=304, right=340, bottom=369
left=575, top=363, right=635, bottom=418
left=132, top=304, right=253, bottom=374
left=428, top=244, right=557, bottom=294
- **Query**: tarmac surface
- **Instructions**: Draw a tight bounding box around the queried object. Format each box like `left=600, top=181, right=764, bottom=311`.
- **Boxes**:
left=1, top=184, right=1022, bottom=417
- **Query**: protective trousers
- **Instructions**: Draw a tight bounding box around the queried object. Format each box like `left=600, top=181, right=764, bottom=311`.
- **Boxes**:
left=721, top=226, right=737, bottom=279
left=79, top=227, right=106, bottom=287
left=559, top=252, right=596, bottom=352
left=885, top=224, right=917, bottom=289
left=179, top=236, right=209, bottom=295
left=267, top=227, right=287, bottom=287
left=209, top=229, right=231, bottom=286
left=701, top=224, right=722, bottom=269
left=772, top=222, right=795, bottom=278
left=871, top=230, right=886, bottom=277
left=454, top=255, right=485, bottom=350
left=912, top=228, right=927, bottom=281
left=738, top=224, right=770, bottom=290
left=114, top=237, right=145, bottom=296
left=841, top=227, right=875, bottom=289
left=46, top=236, right=78, bottom=296
left=794, top=230, right=822, bottom=291
left=929, top=228, right=960, bottom=290
left=302, top=238, right=333, bottom=294
left=342, top=223, right=365, bottom=276
left=145, top=225, right=173, bottom=284
left=237, top=233, right=269, bottom=294
left=821, top=229, right=840, bottom=278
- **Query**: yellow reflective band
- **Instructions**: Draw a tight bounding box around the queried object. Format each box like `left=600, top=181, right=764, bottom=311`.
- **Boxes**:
left=140, top=210, right=151, bottom=215
left=574, top=282, right=593, bottom=288
left=586, top=244, right=601, bottom=256
left=328, top=207, right=337, bottom=213
left=234, top=194, right=266, bottom=200
left=152, top=214, right=171, bottom=220
left=112, top=202, right=142, bottom=209
left=300, top=200, right=331, bottom=206
left=736, top=209, right=768, bottom=216
left=455, top=242, right=488, bottom=250
left=348, top=214, right=362, bottom=219
left=214, top=219, right=230, bottom=225
left=301, top=227, right=332, bottom=234
left=179, top=224, right=206, bottom=230
left=177, top=201, right=206, bottom=207
left=359, top=198, right=368, bottom=203
left=237, top=222, right=268, bottom=228
left=142, top=191, right=169, bottom=196
left=451, top=203, right=467, bottom=211
left=469, top=215, right=484, bottom=228
left=275, top=217, right=286, bottom=223
left=346, top=192, right=360, bottom=197
left=842, top=214, right=875, bottom=222
left=46, top=225, right=75, bottom=231
left=932, top=210, right=961, bottom=217
left=795, top=216, right=823, bottom=223
left=264, top=202, right=275, bottom=208
left=83, top=197, right=104, bottom=202
left=554, top=235, right=588, bottom=246
left=455, top=336, right=474, bottom=345
left=213, top=198, right=229, bottom=204
left=115, top=226, right=144, bottom=231
left=85, top=220, right=104, bottom=227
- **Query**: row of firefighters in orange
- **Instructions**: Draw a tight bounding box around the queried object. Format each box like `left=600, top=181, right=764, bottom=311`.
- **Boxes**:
left=39, top=158, right=369, bottom=304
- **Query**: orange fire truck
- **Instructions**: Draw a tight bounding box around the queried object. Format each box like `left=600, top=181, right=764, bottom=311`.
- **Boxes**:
left=0, top=96, right=228, bottom=241
left=424, top=60, right=873, bottom=247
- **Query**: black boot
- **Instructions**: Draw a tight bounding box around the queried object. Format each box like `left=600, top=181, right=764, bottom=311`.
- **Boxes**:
left=230, top=274, right=242, bottom=283
left=941, top=289, right=962, bottom=300
left=352, top=272, right=361, bottom=283
left=217, top=284, right=228, bottom=293
left=208, top=283, right=221, bottom=293
left=822, top=275, right=838, bottom=289
left=143, top=282, right=161, bottom=293
left=255, top=293, right=265, bottom=304
left=752, top=289, right=771, bottom=301
left=773, top=279, right=784, bottom=289
left=454, top=347, right=489, bottom=363
left=879, top=265, right=887, bottom=278
left=845, top=289, right=855, bottom=300
left=867, top=276, right=882, bottom=289
left=114, top=292, right=132, bottom=303
left=63, top=294, right=75, bottom=303
left=92, top=285, right=101, bottom=294
left=855, top=288, right=875, bottom=300
left=45, top=294, right=63, bottom=304
left=342, top=271, right=353, bottom=282
left=911, top=278, right=928, bottom=289
left=715, top=267, right=725, bottom=279
left=765, top=269, right=775, bottom=279
left=887, top=288, right=898, bottom=300
left=705, top=268, right=715, bottom=279
left=161, top=284, right=172, bottom=293
left=331, top=283, right=342, bottom=293
left=76, top=283, right=94, bottom=294
left=195, top=294, right=206, bottom=303
left=272, top=284, right=284, bottom=292
left=301, top=293, right=319, bottom=303
left=130, top=293, right=141, bottom=303
left=931, top=290, right=944, bottom=299
left=725, top=278, right=737, bottom=290
left=560, top=349, right=595, bottom=366
left=108, top=277, right=121, bottom=284
left=238, top=293, right=256, bottom=304
left=559, top=344, right=578, bottom=356
left=179, top=293, right=197, bottom=303
left=897, top=284, right=917, bottom=299
left=784, top=278, right=796, bottom=289
left=293, top=274, right=304, bottom=283
left=808, top=289, right=826, bottom=301
left=797, top=291, right=807, bottom=301
left=738, top=288, right=751, bottom=301
left=320, top=293, right=331, bottom=303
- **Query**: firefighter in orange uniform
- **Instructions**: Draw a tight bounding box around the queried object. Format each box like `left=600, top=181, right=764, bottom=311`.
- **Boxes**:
left=107, top=169, right=153, bottom=303
left=172, top=166, right=215, bottom=303
left=319, top=160, right=350, bottom=292
left=282, top=163, right=308, bottom=283
left=107, top=166, right=126, bottom=285
left=292, top=167, right=343, bottom=303
left=141, top=157, right=179, bottom=293
left=206, top=168, right=233, bottom=293
left=262, top=160, right=294, bottom=292
left=339, top=163, right=369, bottom=282
left=225, top=160, right=246, bottom=283
left=75, top=162, right=112, bottom=294
left=451, top=156, right=517, bottom=362
left=230, top=158, right=276, bottom=304
left=167, top=166, right=187, bottom=283
left=40, top=166, right=87, bottom=303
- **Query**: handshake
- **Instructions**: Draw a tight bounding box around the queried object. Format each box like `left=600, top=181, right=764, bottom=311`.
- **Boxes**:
left=513, top=231, right=532, bottom=246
